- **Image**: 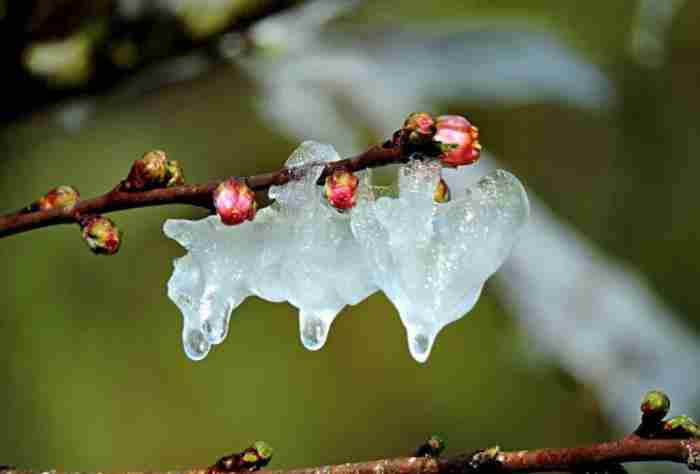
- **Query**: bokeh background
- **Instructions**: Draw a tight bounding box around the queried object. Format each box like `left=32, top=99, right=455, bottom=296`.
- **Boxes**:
left=2, top=1, right=699, bottom=473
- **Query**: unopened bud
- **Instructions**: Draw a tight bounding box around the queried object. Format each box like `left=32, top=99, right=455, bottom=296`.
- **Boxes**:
left=433, top=178, right=451, bottom=203
left=415, top=435, right=445, bottom=458
left=124, top=150, right=167, bottom=190
left=214, top=178, right=256, bottom=225
left=252, top=441, right=273, bottom=461
left=165, top=160, right=185, bottom=187
left=434, top=115, right=481, bottom=167
left=140, top=149, right=168, bottom=182
left=34, top=185, right=80, bottom=211
left=403, top=112, right=436, bottom=144
left=641, top=390, right=670, bottom=421
left=686, top=421, right=700, bottom=438
left=124, top=150, right=185, bottom=191
left=324, top=168, right=359, bottom=210
left=665, top=416, right=700, bottom=438
left=241, top=441, right=273, bottom=468
left=81, top=215, right=121, bottom=255
left=209, top=442, right=273, bottom=474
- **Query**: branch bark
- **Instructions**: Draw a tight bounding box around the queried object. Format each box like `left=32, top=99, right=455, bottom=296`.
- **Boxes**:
left=0, top=144, right=405, bottom=239
left=2, top=436, right=698, bottom=474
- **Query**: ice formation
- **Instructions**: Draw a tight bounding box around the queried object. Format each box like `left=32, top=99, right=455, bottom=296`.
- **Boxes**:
left=164, top=142, right=529, bottom=362
left=352, top=159, right=529, bottom=361
left=164, top=141, right=376, bottom=359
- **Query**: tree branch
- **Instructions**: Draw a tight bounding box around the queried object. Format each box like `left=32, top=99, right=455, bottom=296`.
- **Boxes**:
left=0, top=144, right=404, bottom=239
left=1, top=436, right=698, bottom=474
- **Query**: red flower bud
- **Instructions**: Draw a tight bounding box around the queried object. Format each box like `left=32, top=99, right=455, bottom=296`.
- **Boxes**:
left=81, top=215, right=121, bottom=255
left=434, top=115, right=481, bottom=167
left=403, top=112, right=437, bottom=144
left=324, top=169, right=359, bottom=210
left=213, top=178, right=256, bottom=225
left=36, top=185, right=80, bottom=211
left=433, top=178, right=451, bottom=203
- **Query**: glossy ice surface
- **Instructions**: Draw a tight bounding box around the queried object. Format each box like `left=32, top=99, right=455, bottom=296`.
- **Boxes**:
left=164, top=142, right=529, bottom=362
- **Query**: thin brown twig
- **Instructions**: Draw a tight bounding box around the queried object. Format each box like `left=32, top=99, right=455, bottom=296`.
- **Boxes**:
left=1, top=435, right=698, bottom=474
left=0, top=144, right=405, bottom=239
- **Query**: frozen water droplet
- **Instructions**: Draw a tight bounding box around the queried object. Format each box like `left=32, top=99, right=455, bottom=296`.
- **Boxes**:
left=197, top=292, right=235, bottom=344
left=406, top=326, right=437, bottom=364
left=299, top=311, right=330, bottom=351
left=183, top=326, right=211, bottom=361
left=201, top=314, right=230, bottom=345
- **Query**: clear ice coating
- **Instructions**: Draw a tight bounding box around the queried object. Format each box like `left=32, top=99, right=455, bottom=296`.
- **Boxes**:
left=164, top=141, right=376, bottom=358
left=351, top=159, right=529, bottom=362
left=164, top=142, right=529, bottom=362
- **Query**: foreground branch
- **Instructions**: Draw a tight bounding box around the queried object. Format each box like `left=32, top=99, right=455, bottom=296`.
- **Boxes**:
left=2, top=389, right=698, bottom=473
left=2, top=436, right=698, bottom=474
left=0, top=112, right=482, bottom=255
left=0, top=145, right=404, bottom=239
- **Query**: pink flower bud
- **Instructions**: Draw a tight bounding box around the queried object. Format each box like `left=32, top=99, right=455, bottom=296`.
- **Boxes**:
left=433, top=178, right=451, bottom=203
left=213, top=178, right=256, bottom=225
left=403, top=112, right=436, bottom=144
left=434, top=115, right=482, bottom=167
left=324, top=169, right=359, bottom=210
left=81, top=215, right=121, bottom=255
left=36, top=185, right=80, bottom=211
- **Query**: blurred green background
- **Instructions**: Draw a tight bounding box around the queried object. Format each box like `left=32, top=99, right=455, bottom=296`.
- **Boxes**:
left=2, top=0, right=699, bottom=472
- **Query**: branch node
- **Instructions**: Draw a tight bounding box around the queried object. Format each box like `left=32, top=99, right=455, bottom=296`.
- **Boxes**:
left=414, top=435, right=446, bottom=458
left=469, top=446, right=503, bottom=472
left=684, top=440, right=700, bottom=471
left=207, top=441, right=273, bottom=474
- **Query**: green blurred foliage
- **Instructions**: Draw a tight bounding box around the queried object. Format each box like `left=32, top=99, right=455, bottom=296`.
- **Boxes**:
left=2, top=0, right=700, bottom=472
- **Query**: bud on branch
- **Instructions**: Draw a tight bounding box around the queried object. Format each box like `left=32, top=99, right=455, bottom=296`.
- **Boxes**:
left=324, top=168, right=359, bottom=210
left=80, top=215, right=121, bottom=255
left=213, top=179, right=257, bottom=225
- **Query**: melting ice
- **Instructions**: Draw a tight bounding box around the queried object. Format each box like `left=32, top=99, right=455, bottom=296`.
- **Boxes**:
left=164, top=142, right=529, bottom=362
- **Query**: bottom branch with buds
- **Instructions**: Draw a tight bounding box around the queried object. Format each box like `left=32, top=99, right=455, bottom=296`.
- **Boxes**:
left=3, top=391, right=699, bottom=474
left=1, top=436, right=698, bottom=474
